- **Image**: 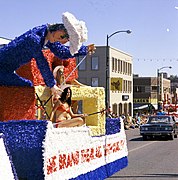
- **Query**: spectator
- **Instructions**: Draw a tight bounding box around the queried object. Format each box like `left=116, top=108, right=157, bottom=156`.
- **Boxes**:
left=156, top=109, right=166, bottom=115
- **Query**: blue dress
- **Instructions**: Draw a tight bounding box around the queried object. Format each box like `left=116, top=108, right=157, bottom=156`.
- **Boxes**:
left=0, top=24, right=87, bottom=88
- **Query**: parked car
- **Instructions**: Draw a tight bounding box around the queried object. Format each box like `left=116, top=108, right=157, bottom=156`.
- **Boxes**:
left=140, top=115, right=178, bottom=140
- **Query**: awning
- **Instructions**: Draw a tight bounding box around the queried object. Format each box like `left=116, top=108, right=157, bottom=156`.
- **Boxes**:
left=152, top=104, right=158, bottom=109
left=134, top=104, right=148, bottom=110
left=0, top=37, right=11, bottom=45
left=133, top=104, right=157, bottom=110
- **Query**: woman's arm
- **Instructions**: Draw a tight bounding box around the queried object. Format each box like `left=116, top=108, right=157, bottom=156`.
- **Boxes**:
left=50, top=100, right=60, bottom=121
left=69, top=108, right=87, bottom=118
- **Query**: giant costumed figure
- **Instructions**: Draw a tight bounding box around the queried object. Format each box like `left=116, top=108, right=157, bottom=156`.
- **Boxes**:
left=0, top=12, right=95, bottom=95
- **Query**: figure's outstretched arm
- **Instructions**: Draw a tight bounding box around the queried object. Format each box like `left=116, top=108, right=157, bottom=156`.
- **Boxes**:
left=46, top=42, right=89, bottom=60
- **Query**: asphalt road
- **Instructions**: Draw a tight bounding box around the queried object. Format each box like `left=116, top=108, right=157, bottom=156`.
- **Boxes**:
left=107, top=128, right=178, bottom=180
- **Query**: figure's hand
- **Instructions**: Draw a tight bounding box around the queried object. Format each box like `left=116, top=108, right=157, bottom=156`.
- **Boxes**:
left=51, top=85, right=63, bottom=96
left=87, top=44, right=96, bottom=55
left=100, top=108, right=106, bottom=116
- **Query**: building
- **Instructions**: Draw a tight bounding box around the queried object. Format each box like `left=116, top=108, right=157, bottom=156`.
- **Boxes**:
left=168, top=75, right=178, bottom=104
left=77, top=46, right=133, bottom=117
left=133, top=74, right=171, bottom=112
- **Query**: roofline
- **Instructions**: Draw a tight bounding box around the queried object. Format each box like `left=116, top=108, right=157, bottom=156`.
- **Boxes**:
left=0, top=37, right=12, bottom=41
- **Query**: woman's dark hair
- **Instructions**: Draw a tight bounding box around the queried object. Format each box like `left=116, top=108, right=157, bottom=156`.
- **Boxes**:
left=48, top=23, right=69, bottom=38
left=60, top=87, right=72, bottom=106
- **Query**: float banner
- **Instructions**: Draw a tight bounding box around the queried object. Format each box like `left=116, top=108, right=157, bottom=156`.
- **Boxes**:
left=43, top=120, right=128, bottom=180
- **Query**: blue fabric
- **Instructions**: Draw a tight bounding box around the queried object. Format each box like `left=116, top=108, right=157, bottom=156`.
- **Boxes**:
left=156, top=111, right=166, bottom=115
left=47, top=42, right=87, bottom=60
left=0, top=24, right=88, bottom=88
left=105, top=117, right=121, bottom=135
left=0, top=25, right=55, bottom=87
left=0, top=120, right=48, bottom=180
left=71, top=156, right=128, bottom=180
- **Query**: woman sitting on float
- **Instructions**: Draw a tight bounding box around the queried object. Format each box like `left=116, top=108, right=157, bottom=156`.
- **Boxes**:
left=50, top=86, right=87, bottom=128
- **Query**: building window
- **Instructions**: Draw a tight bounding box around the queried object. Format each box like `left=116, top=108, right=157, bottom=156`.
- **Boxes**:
left=114, top=58, right=117, bottom=72
left=119, top=103, right=122, bottom=116
left=134, top=86, right=145, bottom=93
left=120, top=60, right=123, bottom=73
left=127, top=62, right=129, bottom=74
left=145, top=86, right=151, bottom=93
left=129, top=63, right=132, bottom=75
left=118, top=59, right=121, bottom=72
left=91, top=56, right=99, bottom=70
left=123, top=80, right=126, bottom=92
left=91, top=78, right=99, bottom=87
left=152, top=86, right=157, bottom=92
left=112, top=103, right=118, bottom=116
left=129, top=81, right=132, bottom=92
left=78, top=56, right=86, bottom=70
left=123, top=62, right=126, bottom=74
left=112, top=57, right=114, bottom=72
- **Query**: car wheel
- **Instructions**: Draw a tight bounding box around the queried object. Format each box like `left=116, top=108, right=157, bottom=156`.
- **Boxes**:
left=142, top=135, right=147, bottom=140
left=168, top=134, right=174, bottom=140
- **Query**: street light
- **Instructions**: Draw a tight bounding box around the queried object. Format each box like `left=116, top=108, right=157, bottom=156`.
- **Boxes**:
left=157, top=66, right=172, bottom=109
left=105, top=30, right=132, bottom=109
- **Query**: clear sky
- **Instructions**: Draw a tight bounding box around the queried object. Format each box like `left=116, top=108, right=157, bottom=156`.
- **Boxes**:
left=1, top=0, right=178, bottom=77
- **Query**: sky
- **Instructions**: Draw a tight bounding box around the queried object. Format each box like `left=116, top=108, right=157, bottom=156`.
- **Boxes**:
left=1, top=0, right=178, bottom=77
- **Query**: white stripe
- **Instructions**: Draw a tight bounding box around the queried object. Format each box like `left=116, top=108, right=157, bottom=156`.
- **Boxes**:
left=129, top=141, right=157, bottom=153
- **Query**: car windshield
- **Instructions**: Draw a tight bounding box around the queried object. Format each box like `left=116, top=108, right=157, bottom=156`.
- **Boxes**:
left=148, top=116, right=171, bottom=123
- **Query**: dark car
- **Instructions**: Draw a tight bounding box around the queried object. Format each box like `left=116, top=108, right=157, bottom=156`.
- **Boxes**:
left=140, top=115, right=178, bottom=140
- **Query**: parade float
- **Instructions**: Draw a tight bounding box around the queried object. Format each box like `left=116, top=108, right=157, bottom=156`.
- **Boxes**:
left=0, top=12, right=128, bottom=180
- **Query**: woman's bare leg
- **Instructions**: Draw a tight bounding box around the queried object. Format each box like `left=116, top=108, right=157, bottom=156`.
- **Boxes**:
left=57, top=117, right=85, bottom=127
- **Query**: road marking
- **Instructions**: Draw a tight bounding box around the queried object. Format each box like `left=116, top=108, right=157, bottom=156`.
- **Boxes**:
left=128, top=141, right=157, bottom=153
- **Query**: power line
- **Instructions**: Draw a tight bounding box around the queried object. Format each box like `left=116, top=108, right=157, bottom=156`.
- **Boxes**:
left=133, top=58, right=178, bottom=62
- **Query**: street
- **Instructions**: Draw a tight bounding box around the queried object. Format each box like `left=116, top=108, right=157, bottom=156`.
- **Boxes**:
left=107, top=128, right=178, bottom=180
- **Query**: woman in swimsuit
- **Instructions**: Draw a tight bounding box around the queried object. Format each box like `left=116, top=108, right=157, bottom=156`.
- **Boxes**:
left=50, top=87, right=87, bottom=127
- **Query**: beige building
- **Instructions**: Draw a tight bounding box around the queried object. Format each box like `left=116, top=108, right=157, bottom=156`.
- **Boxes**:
left=77, top=46, right=133, bottom=117
left=133, top=74, right=171, bottom=111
